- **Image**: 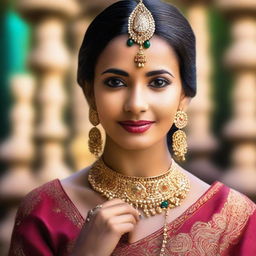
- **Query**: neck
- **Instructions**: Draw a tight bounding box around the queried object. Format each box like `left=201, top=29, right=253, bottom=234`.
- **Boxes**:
left=101, top=136, right=173, bottom=177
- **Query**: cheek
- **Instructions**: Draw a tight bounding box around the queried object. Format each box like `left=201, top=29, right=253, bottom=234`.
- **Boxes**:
left=153, top=88, right=181, bottom=120
left=94, top=86, right=123, bottom=122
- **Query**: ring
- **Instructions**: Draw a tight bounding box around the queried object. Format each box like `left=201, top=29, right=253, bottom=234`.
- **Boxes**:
left=86, top=204, right=103, bottom=223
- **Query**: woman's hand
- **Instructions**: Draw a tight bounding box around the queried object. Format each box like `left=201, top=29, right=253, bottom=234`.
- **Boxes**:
left=71, top=199, right=140, bottom=256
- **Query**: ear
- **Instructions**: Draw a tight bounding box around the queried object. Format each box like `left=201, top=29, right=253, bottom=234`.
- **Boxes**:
left=178, top=92, right=192, bottom=112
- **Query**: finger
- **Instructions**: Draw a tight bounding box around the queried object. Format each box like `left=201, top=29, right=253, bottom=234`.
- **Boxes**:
left=101, top=198, right=125, bottom=207
left=102, top=199, right=140, bottom=217
left=112, top=223, right=135, bottom=234
left=102, top=203, right=140, bottom=221
left=89, top=199, right=125, bottom=217
left=109, top=214, right=138, bottom=225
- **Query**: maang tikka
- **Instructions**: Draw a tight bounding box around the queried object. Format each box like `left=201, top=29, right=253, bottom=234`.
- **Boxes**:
left=88, top=108, right=103, bottom=158
left=127, top=0, right=155, bottom=68
left=172, top=110, right=188, bottom=161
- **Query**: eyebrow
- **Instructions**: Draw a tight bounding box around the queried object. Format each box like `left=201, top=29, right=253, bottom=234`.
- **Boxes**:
left=101, top=68, right=175, bottom=78
left=146, top=70, right=175, bottom=78
left=101, top=68, right=129, bottom=77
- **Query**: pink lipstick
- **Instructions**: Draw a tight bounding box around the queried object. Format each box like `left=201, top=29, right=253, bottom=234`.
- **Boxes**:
left=118, top=120, right=155, bottom=134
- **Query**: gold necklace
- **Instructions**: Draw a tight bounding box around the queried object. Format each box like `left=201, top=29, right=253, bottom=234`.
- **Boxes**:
left=88, top=158, right=190, bottom=256
left=88, top=158, right=190, bottom=217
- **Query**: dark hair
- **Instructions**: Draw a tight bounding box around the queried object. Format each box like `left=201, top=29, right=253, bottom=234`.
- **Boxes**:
left=77, top=0, right=196, bottom=153
left=77, top=0, right=196, bottom=98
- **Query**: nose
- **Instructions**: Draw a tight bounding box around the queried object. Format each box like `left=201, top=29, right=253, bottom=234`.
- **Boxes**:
left=123, top=85, right=149, bottom=114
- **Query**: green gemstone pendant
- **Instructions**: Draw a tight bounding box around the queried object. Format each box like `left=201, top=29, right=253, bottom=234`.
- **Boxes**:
left=143, top=40, right=151, bottom=49
left=127, top=38, right=134, bottom=47
left=160, top=200, right=169, bottom=209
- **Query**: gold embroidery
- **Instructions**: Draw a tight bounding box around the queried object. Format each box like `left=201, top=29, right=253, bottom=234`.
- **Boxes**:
left=11, top=240, right=26, bottom=256
left=16, top=179, right=84, bottom=229
left=112, top=183, right=256, bottom=256
left=167, top=189, right=256, bottom=255
left=112, top=182, right=223, bottom=255
left=169, top=182, right=223, bottom=232
left=17, top=186, right=42, bottom=218
left=53, top=207, right=61, bottom=213
left=11, top=180, right=84, bottom=255
left=43, top=180, right=84, bottom=229
left=13, top=248, right=26, bottom=256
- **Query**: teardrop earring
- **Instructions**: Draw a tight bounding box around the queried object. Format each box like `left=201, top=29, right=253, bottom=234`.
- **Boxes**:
left=88, top=108, right=102, bottom=158
left=172, top=110, right=188, bottom=161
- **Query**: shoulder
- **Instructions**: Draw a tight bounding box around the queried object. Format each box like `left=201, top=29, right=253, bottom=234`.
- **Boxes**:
left=216, top=186, right=256, bottom=254
left=223, top=186, right=256, bottom=219
left=208, top=183, right=256, bottom=243
left=176, top=163, right=256, bottom=222
left=16, top=179, right=61, bottom=220
left=10, top=179, right=84, bottom=256
left=175, top=163, right=212, bottom=206
left=61, top=165, right=92, bottom=190
left=15, top=176, right=85, bottom=229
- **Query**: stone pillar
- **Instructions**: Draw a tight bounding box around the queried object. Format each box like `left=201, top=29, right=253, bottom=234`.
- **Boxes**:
left=0, top=75, right=38, bottom=255
left=178, top=0, right=220, bottom=184
left=0, top=208, right=17, bottom=256
left=216, top=0, right=256, bottom=197
left=0, top=75, right=37, bottom=198
left=17, top=0, right=79, bottom=182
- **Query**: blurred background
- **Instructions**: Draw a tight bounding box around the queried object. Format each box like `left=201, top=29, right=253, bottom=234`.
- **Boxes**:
left=1, top=0, right=256, bottom=254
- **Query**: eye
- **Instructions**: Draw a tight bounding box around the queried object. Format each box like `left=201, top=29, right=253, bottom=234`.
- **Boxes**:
left=149, top=78, right=171, bottom=88
left=104, top=77, right=126, bottom=88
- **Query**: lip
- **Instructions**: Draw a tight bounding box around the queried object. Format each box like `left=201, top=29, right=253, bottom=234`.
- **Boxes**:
left=118, top=120, right=155, bottom=134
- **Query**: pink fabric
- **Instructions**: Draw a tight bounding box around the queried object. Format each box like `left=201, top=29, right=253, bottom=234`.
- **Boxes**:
left=8, top=179, right=256, bottom=256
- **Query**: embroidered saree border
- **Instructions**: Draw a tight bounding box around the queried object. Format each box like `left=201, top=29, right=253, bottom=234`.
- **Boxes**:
left=166, top=189, right=256, bottom=255
left=120, top=182, right=223, bottom=248
left=115, top=185, right=256, bottom=256
left=15, top=179, right=84, bottom=229
left=11, top=179, right=256, bottom=256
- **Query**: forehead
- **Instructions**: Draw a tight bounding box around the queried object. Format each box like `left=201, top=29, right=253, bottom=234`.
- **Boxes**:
left=95, top=35, right=180, bottom=75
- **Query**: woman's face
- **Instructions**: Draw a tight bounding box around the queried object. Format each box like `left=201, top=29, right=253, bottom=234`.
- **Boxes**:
left=93, top=35, right=189, bottom=151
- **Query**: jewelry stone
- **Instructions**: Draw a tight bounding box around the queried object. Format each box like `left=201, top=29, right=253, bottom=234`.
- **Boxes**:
left=127, top=38, right=134, bottom=47
left=160, top=200, right=169, bottom=209
left=128, top=0, right=155, bottom=67
left=143, top=40, right=151, bottom=49
left=88, top=158, right=190, bottom=217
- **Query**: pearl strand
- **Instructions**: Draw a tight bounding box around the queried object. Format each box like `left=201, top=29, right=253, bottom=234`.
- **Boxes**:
left=159, top=209, right=169, bottom=256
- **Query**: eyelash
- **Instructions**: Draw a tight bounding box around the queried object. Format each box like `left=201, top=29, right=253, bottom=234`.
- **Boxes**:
left=103, top=77, right=171, bottom=89
left=149, top=78, right=171, bottom=88
left=103, top=77, right=126, bottom=88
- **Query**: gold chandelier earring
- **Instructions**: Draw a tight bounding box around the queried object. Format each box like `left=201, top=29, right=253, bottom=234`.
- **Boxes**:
left=172, top=110, right=188, bottom=161
left=88, top=108, right=103, bottom=158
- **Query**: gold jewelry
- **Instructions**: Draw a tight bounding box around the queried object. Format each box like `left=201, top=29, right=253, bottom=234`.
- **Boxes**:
left=88, top=108, right=102, bottom=158
left=127, top=0, right=155, bottom=68
left=88, top=158, right=190, bottom=217
left=172, top=110, right=188, bottom=161
left=86, top=204, right=103, bottom=223
left=160, top=209, right=169, bottom=256
left=89, top=107, right=100, bottom=126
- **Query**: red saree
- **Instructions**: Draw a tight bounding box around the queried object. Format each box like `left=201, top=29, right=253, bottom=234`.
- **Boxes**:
left=9, top=179, right=256, bottom=256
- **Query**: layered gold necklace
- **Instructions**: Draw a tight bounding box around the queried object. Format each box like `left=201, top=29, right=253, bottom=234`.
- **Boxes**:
left=88, top=158, right=190, bottom=217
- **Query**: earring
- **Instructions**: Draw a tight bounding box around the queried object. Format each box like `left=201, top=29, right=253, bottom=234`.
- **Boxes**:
left=172, top=110, right=188, bottom=161
left=88, top=108, right=102, bottom=158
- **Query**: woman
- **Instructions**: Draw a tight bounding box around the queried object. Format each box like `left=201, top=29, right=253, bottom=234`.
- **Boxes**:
left=8, top=0, right=256, bottom=255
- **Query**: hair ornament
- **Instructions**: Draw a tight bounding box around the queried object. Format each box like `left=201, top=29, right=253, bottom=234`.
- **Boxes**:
left=127, top=0, right=155, bottom=68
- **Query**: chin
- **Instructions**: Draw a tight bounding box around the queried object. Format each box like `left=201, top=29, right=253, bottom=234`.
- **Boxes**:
left=113, top=136, right=156, bottom=151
